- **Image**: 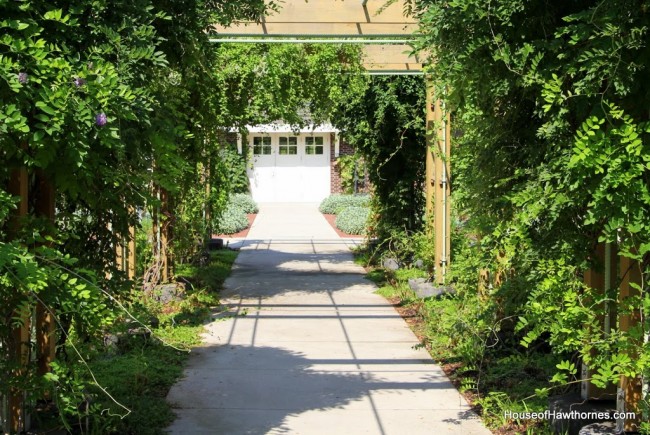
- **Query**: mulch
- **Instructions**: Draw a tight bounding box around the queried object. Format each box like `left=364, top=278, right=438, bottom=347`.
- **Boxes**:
left=213, top=214, right=257, bottom=239
left=322, top=213, right=364, bottom=238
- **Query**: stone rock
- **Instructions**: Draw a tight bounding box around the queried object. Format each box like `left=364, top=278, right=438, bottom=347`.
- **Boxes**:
left=153, top=283, right=186, bottom=304
left=413, top=259, right=425, bottom=269
left=549, top=393, right=616, bottom=435
left=578, top=421, right=618, bottom=435
left=104, top=334, right=119, bottom=349
left=407, top=278, right=455, bottom=299
left=382, top=257, right=400, bottom=271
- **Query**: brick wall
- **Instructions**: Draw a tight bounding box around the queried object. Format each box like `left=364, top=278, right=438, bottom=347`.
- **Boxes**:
left=330, top=133, right=370, bottom=195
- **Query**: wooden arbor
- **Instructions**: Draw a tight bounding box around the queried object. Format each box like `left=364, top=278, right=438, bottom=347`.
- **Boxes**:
left=211, top=0, right=451, bottom=284
left=213, top=2, right=644, bottom=430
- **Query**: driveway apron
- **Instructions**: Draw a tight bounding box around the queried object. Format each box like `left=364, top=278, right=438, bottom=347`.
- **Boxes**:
left=166, top=203, right=491, bottom=434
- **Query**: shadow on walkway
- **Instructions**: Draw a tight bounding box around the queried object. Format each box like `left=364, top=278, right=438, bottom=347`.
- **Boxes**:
left=168, top=343, right=475, bottom=434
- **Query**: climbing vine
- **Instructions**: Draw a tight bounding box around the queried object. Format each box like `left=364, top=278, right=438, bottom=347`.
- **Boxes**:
left=331, top=76, right=426, bottom=242
left=0, top=0, right=274, bottom=429
left=405, top=0, right=650, bottom=421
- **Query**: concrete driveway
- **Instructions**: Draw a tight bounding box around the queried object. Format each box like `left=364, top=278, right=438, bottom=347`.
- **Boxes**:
left=166, top=203, right=491, bottom=434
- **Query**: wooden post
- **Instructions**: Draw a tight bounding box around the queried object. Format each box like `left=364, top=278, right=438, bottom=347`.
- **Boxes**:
left=582, top=242, right=618, bottom=400
left=478, top=269, right=490, bottom=301
left=160, top=189, right=170, bottom=283
left=7, top=164, right=30, bottom=434
left=152, top=204, right=159, bottom=260
left=425, top=77, right=435, bottom=220
left=128, top=224, right=136, bottom=280
left=617, top=255, right=643, bottom=432
left=205, top=161, right=212, bottom=243
left=432, top=91, right=451, bottom=285
left=34, top=171, right=56, bottom=377
left=115, top=237, right=125, bottom=273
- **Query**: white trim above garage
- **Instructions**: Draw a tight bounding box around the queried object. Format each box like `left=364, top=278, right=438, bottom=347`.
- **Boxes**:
left=246, top=122, right=339, bottom=134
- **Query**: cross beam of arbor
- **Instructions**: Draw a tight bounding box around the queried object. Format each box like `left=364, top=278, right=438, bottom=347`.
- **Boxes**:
left=210, top=0, right=422, bottom=73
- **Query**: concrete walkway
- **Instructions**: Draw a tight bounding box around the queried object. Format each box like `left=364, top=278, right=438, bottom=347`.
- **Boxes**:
left=166, top=203, right=491, bottom=434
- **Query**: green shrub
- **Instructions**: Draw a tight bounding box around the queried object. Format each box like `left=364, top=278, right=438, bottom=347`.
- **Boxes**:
left=335, top=206, right=370, bottom=235
left=229, top=193, right=258, bottom=214
left=319, top=194, right=370, bottom=214
left=218, top=145, right=250, bottom=194
left=215, top=203, right=249, bottom=234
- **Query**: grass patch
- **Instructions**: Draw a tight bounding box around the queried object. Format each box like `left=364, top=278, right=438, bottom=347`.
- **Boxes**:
left=84, top=250, right=238, bottom=434
left=364, top=269, right=385, bottom=285
left=175, top=250, right=238, bottom=291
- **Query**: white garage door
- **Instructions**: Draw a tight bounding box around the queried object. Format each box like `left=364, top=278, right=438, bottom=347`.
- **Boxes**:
left=247, top=133, right=331, bottom=203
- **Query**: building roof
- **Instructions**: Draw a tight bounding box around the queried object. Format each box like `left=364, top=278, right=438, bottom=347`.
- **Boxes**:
left=245, top=122, right=339, bottom=134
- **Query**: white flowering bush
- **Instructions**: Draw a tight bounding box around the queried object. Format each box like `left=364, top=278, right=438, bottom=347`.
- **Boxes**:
left=215, top=204, right=249, bottom=234
left=335, top=206, right=370, bottom=235
left=229, top=193, right=258, bottom=214
left=319, top=194, right=370, bottom=215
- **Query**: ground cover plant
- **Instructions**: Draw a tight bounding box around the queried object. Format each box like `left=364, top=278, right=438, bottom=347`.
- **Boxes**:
left=319, top=194, right=370, bottom=215
left=319, top=194, right=371, bottom=235
left=214, top=193, right=259, bottom=235
left=335, top=206, right=370, bottom=236
left=79, top=250, right=237, bottom=434
left=229, top=193, right=259, bottom=214
left=215, top=198, right=253, bottom=235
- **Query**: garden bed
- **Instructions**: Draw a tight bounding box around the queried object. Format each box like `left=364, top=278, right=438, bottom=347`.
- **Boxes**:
left=322, top=213, right=363, bottom=238
left=214, top=213, right=256, bottom=238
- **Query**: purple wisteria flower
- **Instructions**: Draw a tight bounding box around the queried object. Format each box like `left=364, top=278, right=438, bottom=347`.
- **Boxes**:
left=74, top=77, right=86, bottom=87
left=95, top=112, right=107, bottom=127
left=18, top=72, right=28, bottom=84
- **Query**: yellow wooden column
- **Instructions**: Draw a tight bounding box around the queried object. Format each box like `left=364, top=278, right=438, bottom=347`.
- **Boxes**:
left=128, top=224, right=136, bottom=280
left=617, top=255, right=643, bottom=432
left=115, top=236, right=125, bottom=272
left=428, top=84, right=451, bottom=285
left=425, top=77, right=435, bottom=219
left=160, top=188, right=171, bottom=282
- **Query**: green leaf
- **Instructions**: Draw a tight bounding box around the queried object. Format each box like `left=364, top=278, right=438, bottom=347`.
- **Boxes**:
left=35, top=101, right=56, bottom=116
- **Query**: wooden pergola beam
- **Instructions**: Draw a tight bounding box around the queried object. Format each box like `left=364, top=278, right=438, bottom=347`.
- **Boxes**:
left=212, top=23, right=418, bottom=35
left=230, top=0, right=415, bottom=24
left=210, top=0, right=422, bottom=73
